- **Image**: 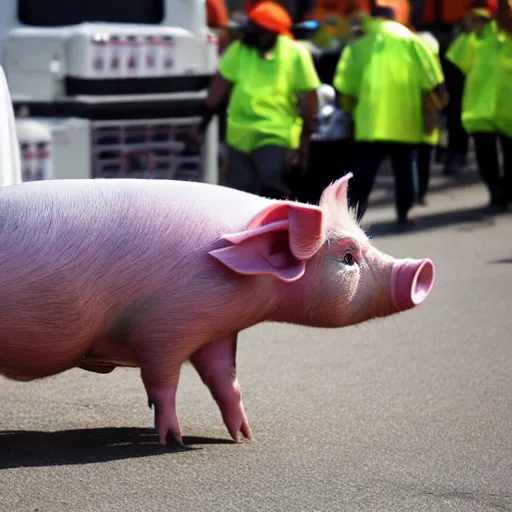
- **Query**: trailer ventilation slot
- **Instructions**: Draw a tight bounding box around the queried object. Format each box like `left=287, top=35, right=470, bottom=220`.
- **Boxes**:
left=91, top=118, right=203, bottom=181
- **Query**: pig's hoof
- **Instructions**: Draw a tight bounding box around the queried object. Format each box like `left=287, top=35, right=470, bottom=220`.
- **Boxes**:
left=155, top=418, right=184, bottom=448
left=220, top=399, right=253, bottom=443
left=156, top=423, right=184, bottom=448
left=147, top=387, right=184, bottom=447
left=165, top=434, right=193, bottom=451
left=228, top=420, right=252, bottom=444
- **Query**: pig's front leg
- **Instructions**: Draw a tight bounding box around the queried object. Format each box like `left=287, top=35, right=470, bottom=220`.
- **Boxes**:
left=190, top=334, right=252, bottom=443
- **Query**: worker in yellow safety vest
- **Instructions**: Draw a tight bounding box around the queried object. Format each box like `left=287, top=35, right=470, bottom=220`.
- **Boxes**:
left=442, top=12, right=476, bottom=176
left=333, top=3, right=448, bottom=226
left=449, top=0, right=512, bottom=211
left=198, top=1, right=321, bottom=200
left=415, top=30, right=442, bottom=205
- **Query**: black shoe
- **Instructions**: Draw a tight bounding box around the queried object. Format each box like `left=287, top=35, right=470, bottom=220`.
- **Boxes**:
left=443, top=153, right=466, bottom=177
left=484, top=194, right=508, bottom=214
left=396, top=216, right=416, bottom=230
left=443, top=164, right=462, bottom=177
left=486, top=204, right=509, bottom=214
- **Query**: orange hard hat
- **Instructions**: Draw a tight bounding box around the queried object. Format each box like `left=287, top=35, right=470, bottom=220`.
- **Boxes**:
left=248, top=1, right=294, bottom=38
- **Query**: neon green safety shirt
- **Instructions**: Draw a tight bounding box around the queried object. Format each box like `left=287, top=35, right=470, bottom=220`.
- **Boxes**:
left=218, top=35, right=321, bottom=154
left=456, top=22, right=512, bottom=137
left=445, top=31, right=477, bottom=76
left=333, top=19, right=445, bottom=144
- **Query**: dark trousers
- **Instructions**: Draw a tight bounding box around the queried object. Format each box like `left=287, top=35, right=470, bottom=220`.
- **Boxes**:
left=442, top=58, right=469, bottom=171
left=472, top=132, right=512, bottom=205
left=417, top=144, right=433, bottom=200
left=349, top=141, right=415, bottom=221
left=225, top=144, right=292, bottom=200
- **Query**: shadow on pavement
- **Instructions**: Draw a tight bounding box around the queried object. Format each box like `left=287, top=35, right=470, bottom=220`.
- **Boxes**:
left=363, top=205, right=505, bottom=238
left=368, top=169, right=482, bottom=209
left=489, top=258, right=512, bottom=264
left=0, top=428, right=233, bottom=469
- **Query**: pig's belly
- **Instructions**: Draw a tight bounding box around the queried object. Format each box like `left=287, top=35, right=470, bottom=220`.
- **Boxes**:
left=0, top=267, right=109, bottom=380
left=0, top=271, right=139, bottom=381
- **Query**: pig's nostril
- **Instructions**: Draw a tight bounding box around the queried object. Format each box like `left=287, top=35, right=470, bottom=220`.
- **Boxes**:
left=411, top=260, right=435, bottom=305
left=392, top=258, right=435, bottom=311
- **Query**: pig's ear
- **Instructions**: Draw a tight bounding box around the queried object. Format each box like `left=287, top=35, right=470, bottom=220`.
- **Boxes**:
left=319, top=173, right=360, bottom=230
left=209, top=202, right=325, bottom=282
left=208, top=226, right=307, bottom=282
left=225, top=202, right=325, bottom=260
left=319, top=172, right=352, bottom=212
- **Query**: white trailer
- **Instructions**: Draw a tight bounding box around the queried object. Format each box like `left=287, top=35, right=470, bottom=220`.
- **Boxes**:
left=1, top=0, right=219, bottom=184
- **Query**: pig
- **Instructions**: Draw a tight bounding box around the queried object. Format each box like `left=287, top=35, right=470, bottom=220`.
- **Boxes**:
left=0, top=173, right=435, bottom=447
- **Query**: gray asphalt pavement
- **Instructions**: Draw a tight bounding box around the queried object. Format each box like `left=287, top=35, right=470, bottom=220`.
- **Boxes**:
left=1, top=170, right=512, bottom=512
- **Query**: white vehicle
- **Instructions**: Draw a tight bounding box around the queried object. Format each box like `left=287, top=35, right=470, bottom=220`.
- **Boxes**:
left=1, top=0, right=219, bottom=184
left=0, top=65, right=22, bottom=186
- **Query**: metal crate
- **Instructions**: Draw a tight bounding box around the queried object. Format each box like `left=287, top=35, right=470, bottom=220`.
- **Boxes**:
left=91, top=117, right=203, bottom=181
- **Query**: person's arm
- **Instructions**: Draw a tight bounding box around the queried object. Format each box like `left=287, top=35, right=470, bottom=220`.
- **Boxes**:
left=198, top=73, right=233, bottom=134
left=299, top=90, right=318, bottom=139
left=411, top=36, right=450, bottom=135
left=293, top=89, right=318, bottom=169
left=431, top=83, right=449, bottom=110
left=293, top=45, right=322, bottom=169
left=413, top=37, right=450, bottom=105
left=198, top=42, right=239, bottom=134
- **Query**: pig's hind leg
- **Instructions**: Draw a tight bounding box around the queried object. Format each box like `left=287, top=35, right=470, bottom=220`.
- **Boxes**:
left=119, top=289, right=201, bottom=447
left=145, top=382, right=183, bottom=447
left=127, top=312, right=195, bottom=447
left=190, top=334, right=252, bottom=443
left=136, top=349, right=186, bottom=447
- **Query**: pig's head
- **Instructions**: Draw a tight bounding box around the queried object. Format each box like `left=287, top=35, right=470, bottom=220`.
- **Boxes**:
left=209, top=174, right=435, bottom=328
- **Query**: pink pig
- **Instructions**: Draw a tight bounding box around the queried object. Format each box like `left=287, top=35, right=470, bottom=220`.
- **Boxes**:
left=0, top=174, right=435, bottom=446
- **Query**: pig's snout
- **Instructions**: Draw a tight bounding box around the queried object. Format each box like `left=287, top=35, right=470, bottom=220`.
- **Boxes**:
left=391, top=258, right=435, bottom=311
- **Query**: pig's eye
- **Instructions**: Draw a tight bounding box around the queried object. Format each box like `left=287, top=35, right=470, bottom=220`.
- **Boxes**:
left=343, top=252, right=356, bottom=266
left=328, top=238, right=361, bottom=266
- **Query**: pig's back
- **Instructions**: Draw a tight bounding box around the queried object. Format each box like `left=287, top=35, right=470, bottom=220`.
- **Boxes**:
left=0, top=177, right=270, bottom=231
left=0, top=179, right=272, bottom=306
